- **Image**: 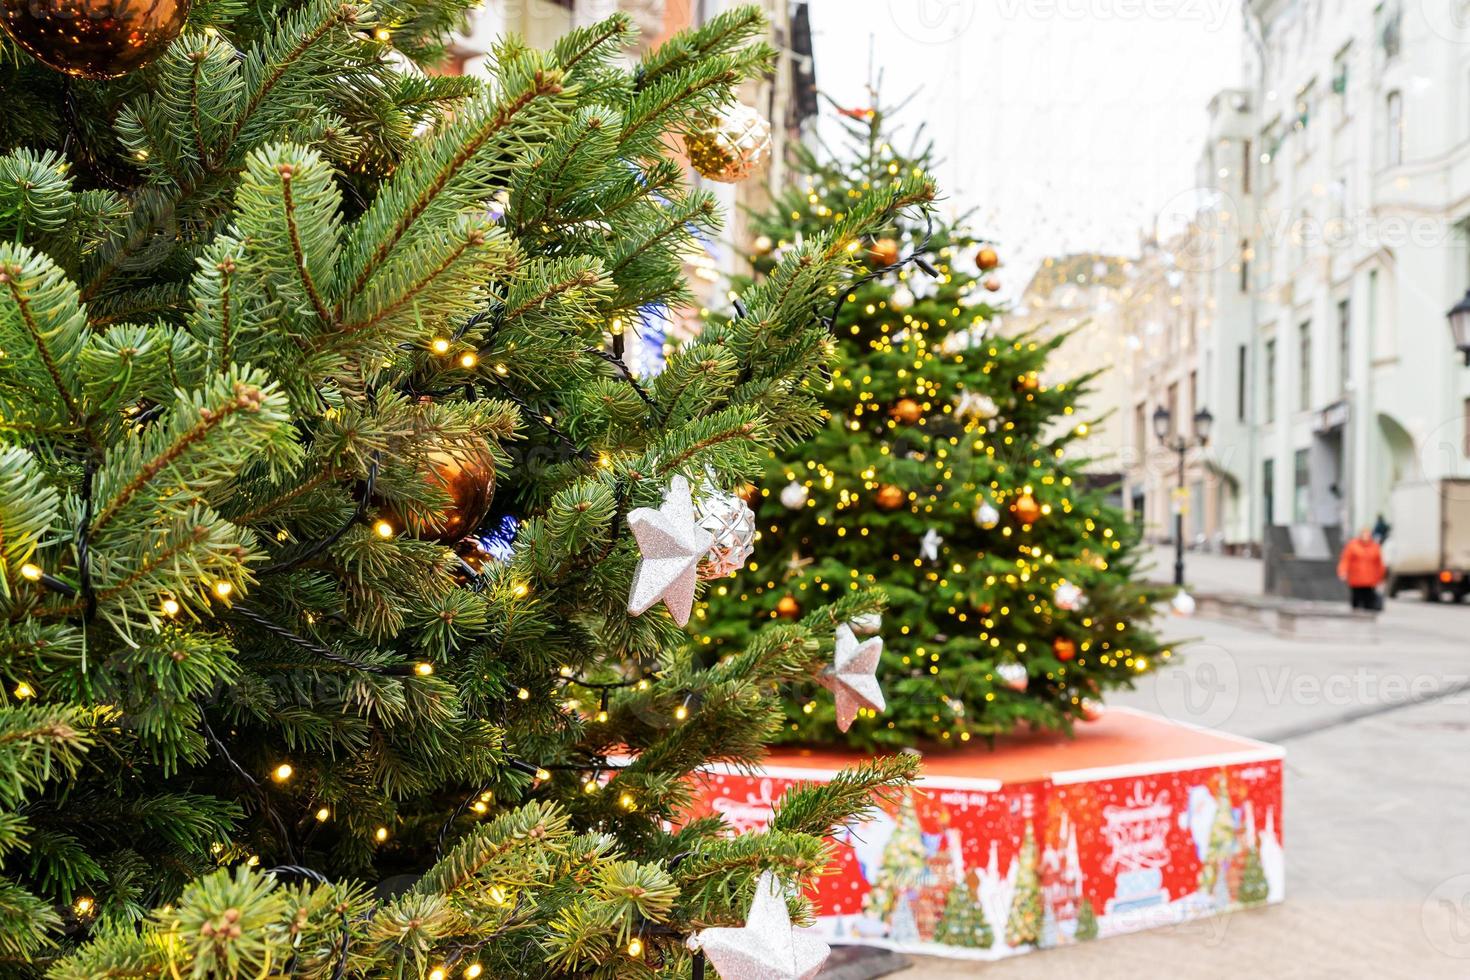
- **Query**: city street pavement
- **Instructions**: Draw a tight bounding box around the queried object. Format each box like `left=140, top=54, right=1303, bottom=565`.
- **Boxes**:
left=899, top=547, right=1470, bottom=979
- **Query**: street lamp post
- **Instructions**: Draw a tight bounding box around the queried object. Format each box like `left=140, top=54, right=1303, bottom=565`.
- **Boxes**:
left=1447, top=289, right=1470, bottom=366
left=1153, top=405, right=1214, bottom=587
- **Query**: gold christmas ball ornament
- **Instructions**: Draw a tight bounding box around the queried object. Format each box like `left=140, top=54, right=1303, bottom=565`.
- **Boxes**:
left=0, top=0, right=190, bottom=79
left=874, top=484, right=906, bottom=511
left=736, top=481, right=759, bottom=504
left=380, top=444, right=497, bottom=545
left=775, top=594, right=801, bottom=619
left=1053, top=637, right=1077, bottom=662
left=683, top=103, right=772, bottom=183
left=1011, top=492, right=1041, bottom=525
left=752, top=234, right=774, bottom=254
left=891, top=397, right=923, bottom=424
left=976, top=246, right=1000, bottom=271
left=868, top=237, right=901, bottom=266
left=983, top=276, right=1002, bottom=293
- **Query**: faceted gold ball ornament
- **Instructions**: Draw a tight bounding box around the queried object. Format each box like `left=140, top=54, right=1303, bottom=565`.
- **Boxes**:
left=775, top=594, right=801, bottom=619
left=0, top=0, right=190, bottom=79
left=683, top=103, right=772, bottom=183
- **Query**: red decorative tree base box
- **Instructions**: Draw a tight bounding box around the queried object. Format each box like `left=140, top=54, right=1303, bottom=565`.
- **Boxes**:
left=689, top=707, right=1284, bottom=959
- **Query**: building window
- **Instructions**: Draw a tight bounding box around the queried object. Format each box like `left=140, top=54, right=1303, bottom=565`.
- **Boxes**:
left=1298, top=321, right=1312, bottom=410
left=1332, top=45, right=1350, bottom=106
left=1263, top=458, right=1275, bottom=528
left=1237, top=344, right=1248, bottom=421
left=1242, top=139, right=1252, bottom=194
left=1166, top=382, right=1179, bottom=437
left=1337, top=300, right=1351, bottom=396
left=1379, top=3, right=1402, bottom=61
left=1293, top=449, right=1310, bottom=524
left=1189, top=370, right=1199, bottom=418
left=1134, top=402, right=1146, bottom=457
left=1465, top=398, right=1470, bottom=457
left=1386, top=91, right=1404, bottom=166
left=1240, top=238, right=1251, bottom=293
left=1265, top=338, right=1277, bottom=422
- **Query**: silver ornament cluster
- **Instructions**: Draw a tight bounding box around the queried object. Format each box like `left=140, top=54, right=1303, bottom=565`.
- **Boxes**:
left=696, top=482, right=756, bottom=580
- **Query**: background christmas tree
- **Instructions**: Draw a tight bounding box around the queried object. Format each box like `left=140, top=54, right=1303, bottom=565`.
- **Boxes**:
left=861, top=788, right=927, bottom=927
left=1004, top=821, right=1042, bottom=948
left=934, top=877, right=994, bottom=949
left=1075, top=896, right=1099, bottom=941
left=699, top=99, right=1172, bottom=748
left=1238, top=846, right=1269, bottom=906
left=0, top=6, right=935, bottom=974
left=1197, top=776, right=1239, bottom=900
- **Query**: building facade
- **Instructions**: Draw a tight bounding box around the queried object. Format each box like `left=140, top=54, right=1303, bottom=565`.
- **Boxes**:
left=1191, top=0, right=1470, bottom=551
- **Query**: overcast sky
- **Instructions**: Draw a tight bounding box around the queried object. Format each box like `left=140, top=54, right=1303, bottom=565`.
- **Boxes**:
left=805, top=0, right=1244, bottom=293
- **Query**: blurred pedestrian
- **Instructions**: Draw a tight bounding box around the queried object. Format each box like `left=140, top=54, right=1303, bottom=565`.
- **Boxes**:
left=1337, top=527, right=1385, bottom=611
left=1372, top=513, right=1390, bottom=544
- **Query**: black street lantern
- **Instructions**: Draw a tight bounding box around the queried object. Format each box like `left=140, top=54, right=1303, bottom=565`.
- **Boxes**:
left=1152, top=404, right=1172, bottom=442
left=1193, top=407, right=1214, bottom=444
left=1154, top=403, right=1212, bottom=587
left=1448, top=289, right=1470, bottom=366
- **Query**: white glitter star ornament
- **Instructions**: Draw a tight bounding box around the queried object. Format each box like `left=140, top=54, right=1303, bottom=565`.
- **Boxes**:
left=626, top=475, right=714, bottom=627
left=818, top=623, right=885, bottom=732
left=919, top=528, right=942, bottom=562
left=689, top=871, right=830, bottom=980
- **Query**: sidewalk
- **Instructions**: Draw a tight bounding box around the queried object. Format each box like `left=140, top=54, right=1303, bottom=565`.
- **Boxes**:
left=1143, top=544, right=1263, bottom=595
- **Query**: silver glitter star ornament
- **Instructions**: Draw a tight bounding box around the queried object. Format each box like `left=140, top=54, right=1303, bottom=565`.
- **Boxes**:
left=919, top=528, right=942, bottom=562
left=819, top=623, right=885, bottom=732
left=689, top=871, right=830, bottom=980
left=627, top=475, right=714, bottom=626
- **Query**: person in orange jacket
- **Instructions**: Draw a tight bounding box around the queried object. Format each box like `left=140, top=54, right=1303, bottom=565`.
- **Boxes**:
left=1338, top=527, right=1386, bottom=610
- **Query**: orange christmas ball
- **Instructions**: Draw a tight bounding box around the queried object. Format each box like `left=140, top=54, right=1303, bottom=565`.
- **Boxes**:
left=869, top=238, right=901, bottom=266
left=0, top=0, right=190, bottom=79
left=1053, top=637, right=1077, bottom=662
left=381, top=445, right=497, bottom=544
left=1011, top=492, right=1041, bottom=525
left=983, top=276, right=1002, bottom=293
left=874, top=484, right=906, bottom=511
left=775, top=594, right=801, bottom=619
left=737, top=482, right=759, bottom=504
left=976, top=246, right=1000, bottom=271
left=891, top=398, right=923, bottom=424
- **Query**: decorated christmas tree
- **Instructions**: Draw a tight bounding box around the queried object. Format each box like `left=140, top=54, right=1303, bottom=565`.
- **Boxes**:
left=1075, top=896, right=1100, bottom=940
left=1005, top=821, right=1042, bottom=948
left=863, top=789, right=928, bottom=927
left=934, top=878, right=994, bottom=948
left=0, top=6, right=934, bottom=974
left=699, top=98, right=1171, bottom=748
left=1197, top=777, right=1239, bottom=899
left=1238, top=846, right=1269, bottom=906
